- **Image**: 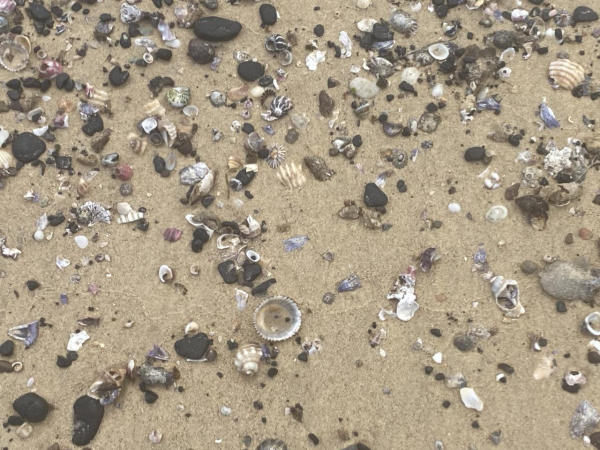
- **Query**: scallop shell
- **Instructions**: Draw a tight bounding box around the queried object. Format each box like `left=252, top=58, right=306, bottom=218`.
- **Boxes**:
left=0, top=38, right=29, bottom=72
left=144, top=99, right=166, bottom=117
left=277, top=162, right=306, bottom=189
left=228, top=155, right=244, bottom=170
left=490, top=276, right=524, bottom=318
left=117, top=210, right=144, bottom=224
left=0, top=149, right=15, bottom=169
left=166, top=87, right=191, bottom=108
left=549, top=59, right=585, bottom=90
left=128, top=133, right=147, bottom=155
left=234, top=343, right=263, bottom=375
left=158, top=265, right=173, bottom=283
left=254, top=295, right=301, bottom=341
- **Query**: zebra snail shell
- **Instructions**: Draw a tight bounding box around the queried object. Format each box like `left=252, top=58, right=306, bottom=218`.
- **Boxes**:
left=548, top=59, right=585, bottom=90
left=234, top=343, right=263, bottom=375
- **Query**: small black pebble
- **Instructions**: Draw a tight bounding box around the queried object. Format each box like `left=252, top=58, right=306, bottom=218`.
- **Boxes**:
left=424, top=366, right=433, bottom=375
left=56, top=355, right=72, bottom=368
left=538, top=337, right=548, bottom=347
left=313, top=24, right=324, bottom=37
left=430, top=328, right=442, bottom=337
left=144, top=390, right=159, bottom=404
left=298, top=352, right=308, bottom=362
left=435, top=373, right=445, bottom=381
left=308, top=433, right=320, bottom=445
left=267, top=368, right=278, bottom=378
left=442, top=401, right=451, bottom=408
left=556, top=301, right=567, bottom=313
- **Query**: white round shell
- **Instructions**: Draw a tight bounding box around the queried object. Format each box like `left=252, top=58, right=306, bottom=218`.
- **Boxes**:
left=254, top=296, right=301, bottom=341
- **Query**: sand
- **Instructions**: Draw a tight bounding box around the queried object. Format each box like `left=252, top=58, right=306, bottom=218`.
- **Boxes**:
left=1, top=0, right=600, bottom=448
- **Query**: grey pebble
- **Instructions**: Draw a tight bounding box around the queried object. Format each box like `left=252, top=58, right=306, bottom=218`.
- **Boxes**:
left=520, top=260, right=539, bottom=274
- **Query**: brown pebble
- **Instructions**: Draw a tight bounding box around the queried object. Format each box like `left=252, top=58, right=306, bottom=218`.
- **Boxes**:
left=435, top=293, right=447, bottom=302
left=504, top=183, right=520, bottom=201
left=565, top=233, right=574, bottom=244
left=579, top=228, right=593, bottom=240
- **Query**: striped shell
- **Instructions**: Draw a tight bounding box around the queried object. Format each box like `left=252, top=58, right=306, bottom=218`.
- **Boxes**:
left=165, top=87, right=191, bottom=108
left=270, top=96, right=293, bottom=118
left=254, top=295, right=301, bottom=341
left=277, top=162, right=306, bottom=189
left=266, top=144, right=286, bottom=168
left=390, top=10, right=418, bottom=36
left=0, top=38, right=29, bottom=72
left=128, top=133, right=147, bottom=155
left=234, top=343, right=263, bottom=375
left=0, top=149, right=15, bottom=169
left=549, top=59, right=585, bottom=90
left=158, top=117, right=177, bottom=147
left=117, top=211, right=144, bottom=224
left=144, top=99, right=166, bottom=117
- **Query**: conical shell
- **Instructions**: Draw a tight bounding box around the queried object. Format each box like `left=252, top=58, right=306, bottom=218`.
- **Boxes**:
left=549, top=59, right=585, bottom=90
left=128, top=133, right=147, bottom=155
left=234, top=343, right=263, bottom=375
left=254, top=295, right=301, bottom=341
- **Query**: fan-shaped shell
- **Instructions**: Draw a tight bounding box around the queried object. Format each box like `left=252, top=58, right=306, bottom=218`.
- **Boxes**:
left=0, top=149, right=15, bottom=169
left=0, top=38, right=29, bottom=72
left=549, top=59, right=585, bottom=90
left=254, top=295, right=301, bottom=341
left=234, top=343, right=263, bottom=375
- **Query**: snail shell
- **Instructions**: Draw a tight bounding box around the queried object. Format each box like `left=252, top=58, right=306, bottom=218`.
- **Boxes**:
left=548, top=59, right=585, bottom=90
left=277, top=162, right=306, bottom=189
left=185, top=321, right=199, bottom=334
left=254, top=295, right=302, bottom=341
left=490, top=276, right=524, bottom=318
left=88, top=367, right=127, bottom=400
left=158, top=117, right=177, bottom=147
left=270, top=95, right=293, bottom=118
left=189, top=170, right=215, bottom=205
left=234, top=343, right=263, bottom=375
left=239, top=215, right=261, bottom=240
left=158, top=265, right=173, bottom=283
left=144, top=99, right=166, bottom=117
left=77, top=178, right=91, bottom=197
left=128, top=133, right=147, bottom=155
left=165, top=86, right=191, bottom=108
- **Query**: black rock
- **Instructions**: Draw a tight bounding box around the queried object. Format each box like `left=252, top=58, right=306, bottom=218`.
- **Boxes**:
left=556, top=301, right=567, bottom=313
left=589, top=352, right=600, bottom=364
left=191, top=239, right=203, bottom=253
left=453, top=335, right=475, bottom=352
left=108, top=66, right=129, bottom=87
left=573, top=6, right=598, bottom=24
left=55, top=156, right=72, bottom=170
left=243, top=262, right=262, bottom=282
left=120, top=33, right=131, bottom=48
left=99, top=13, right=112, bottom=22
left=259, top=4, right=277, bottom=26
left=128, top=23, right=141, bottom=37
left=363, top=183, right=388, bottom=207
left=508, top=135, right=521, bottom=147
left=353, top=135, right=363, bottom=147
left=67, top=351, right=79, bottom=361
left=464, top=146, right=485, bottom=161
left=156, top=48, right=172, bottom=61
left=6, top=79, right=21, bottom=90
left=562, top=380, right=580, bottom=394
left=174, top=333, right=210, bottom=359
left=528, top=0, right=543, bottom=4
left=193, top=16, right=242, bottom=42
left=55, top=73, right=70, bottom=90
left=267, top=367, right=278, bottom=377
left=152, top=0, right=162, bottom=7
left=26, top=279, right=41, bottom=291
left=193, top=227, right=210, bottom=243
left=144, top=390, right=159, bottom=403
left=399, top=81, right=416, bottom=94
left=242, top=123, right=255, bottom=134
left=65, top=79, right=75, bottom=92
left=238, top=61, right=265, bottom=82
left=7, top=415, right=24, bottom=426
left=497, top=363, right=514, bottom=374
left=48, top=213, right=65, bottom=226
left=72, top=395, right=104, bottom=446
left=0, top=340, right=15, bottom=356
left=12, top=132, right=46, bottom=163
left=202, top=195, right=215, bottom=207
left=57, top=355, right=72, bottom=368
left=372, top=23, right=393, bottom=41
left=82, top=115, right=104, bottom=136
left=22, top=77, right=42, bottom=89
left=153, top=154, right=166, bottom=173
left=218, top=260, right=238, bottom=284
left=13, top=393, right=49, bottom=423
left=252, top=278, right=277, bottom=296
left=7, top=89, right=20, bottom=101
left=314, top=24, right=324, bottom=37
left=71, top=2, right=82, bottom=11
left=492, top=30, right=513, bottom=49
left=235, top=168, right=255, bottom=186
left=28, top=3, right=51, bottom=21
left=298, top=352, right=308, bottom=362
left=188, top=38, right=215, bottom=64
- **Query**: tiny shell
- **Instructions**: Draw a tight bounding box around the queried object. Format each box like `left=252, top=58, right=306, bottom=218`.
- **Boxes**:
left=460, top=387, right=483, bottom=411
left=16, top=423, right=32, bottom=439
left=234, top=343, right=263, bottom=375
left=254, top=295, right=301, bottom=341
left=56, top=254, right=70, bottom=270
left=583, top=312, right=600, bottom=336
left=141, top=117, right=158, bottom=134
left=485, top=205, right=508, bottom=223
left=428, top=43, right=449, bottom=61
left=277, top=162, right=306, bottom=189
left=144, top=99, right=166, bottom=117
left=166, top=86, right=191, bottom=108
left=143, top=52, right=154, bottom=64
left=183, top=105, right=199, bottom=117
left=390, top=10, right=418, bottom=36
left=158, top=265, right=173, bottom=283
left=338, top=273, right=361, bottom=292
left=185, top=321, right=199, bottom=334
left=8, top=321, right=40, bottom=346
left=448, top=202, right=461, bottom=213
left=128, top=133, right=147, bottom=155
left=246, top=250, right=260, bottom=263
left=74, top=235, right=89, bottom=249
left=114, top=164, right=133, bottom=181
left=548, top=59, right=585, bottom=90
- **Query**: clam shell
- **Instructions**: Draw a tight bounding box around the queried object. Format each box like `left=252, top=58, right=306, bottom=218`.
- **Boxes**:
left=234, top=342, right=263, bottom=375
left=254, top=295, right=301, bottom=341
left=277, top=162, right=306, bottom=189
left=0, top=38, right=29, bottom=72
left=183, top=105, right=199, bottom=117
left=549, top=59, right=585, bottom=90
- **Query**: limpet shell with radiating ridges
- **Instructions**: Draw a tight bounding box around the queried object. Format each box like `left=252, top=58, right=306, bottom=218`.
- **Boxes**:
left=277, top=162, right=306, bottom=189
left=234, top=343, right=263, bottom=375
left=144, top=99, right=166, bottom=117
left=0, top=38, right=29, bottom=72
left=254, top=295, right=301, bottom=341
left=549, top=59, right=585, bottom=90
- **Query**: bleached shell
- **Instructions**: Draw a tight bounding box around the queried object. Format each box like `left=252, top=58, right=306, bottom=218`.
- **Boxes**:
left=490, top=276, right=524, bottom=318
left=428, top=43, right=449, bottom=61
left=357, top=18, right=377, bottom=32
left=144, top=99, right=166, bottom=117
left=141, top=117, right=158, bottom=134
left=583, top=312, right=600, bottom=336
left=234, top=343, right=263, bottom=375
left=549, top=59, right=585, bottom=90
left=254, top=295, right=301, bottom=341
left=117, top=211, right=144, bottom=224
left=159, top=117, right=177, bottom=147
left=240, top=215, right=261, bottom=240
left=116, top=202, right=133, bottom=215
left=0, top=39, right=29, bottom=72
left=128, top=133, right=147, bottom=155
left=400, top=67, right=420, bottom=85
left=0, top=149, right=15, bottom=169
left=183, top=105, right=199, bottom=117
left=74, top=235, right=89, bottom=249
left=485, top=205, right=508, bottom=223
left=189, top=170, right=214, bottom=204
left=460, top=387, right=483, bottom=411
left=185, top=321, right=199, bottom=334
left=228, top=155, right=244, bottom=170
left=277, top=162, right=306, bottom=189
left=158, top=265, right=173, bottom=282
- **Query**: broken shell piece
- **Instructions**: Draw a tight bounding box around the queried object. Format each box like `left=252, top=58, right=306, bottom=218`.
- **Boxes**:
left=277, top=162, right=306, bottom=189
left=490, top=276, right=524, bottom=318
left=12, top=361, right=23, bottom=372
left=428, top=43, right=449, bottom=61
left=147, top=345, right=169, bottom=361
left=16, top=423, right=32, bottom=439
left=548, top=59, right=585, bottom=90
left=485, top=205, right=508, bottom=223
left=0, top=149, right=15, bottom=169
left=149, top=430, right=162, bottom=444
left=583, top=312, right=600, bottom=336
left=56, top=254, right=70, bottom=270
left=234, top=343, right=263, bottom=375
left=236, top=289, right=248, bottom=310
left=158, top=265, right=173, bottom=283
left=570, top=400, right=600, bottom=438
left=254, top=295, right=301, bottom=342
left=565, top=370, right=586, bottom=387
left=190, top=265, right=200, bottom=276
left=387, top=267, right=419, bottom=321
left=185, top=321, right=199, bottom=334
left=189, top=170, right=214, bottom=204
left=8, top=321, right=40, bottom=346
left=67, top=330, right=90, bottom=351
left=116, top=211, right=144, bottom=224
left=88, top=367, right=127, bottom=405
left=460, top=387, right=483, bottom=411
left=144, top=99, right=165, bottom=117
left=183, top=105, right=199, bottom=117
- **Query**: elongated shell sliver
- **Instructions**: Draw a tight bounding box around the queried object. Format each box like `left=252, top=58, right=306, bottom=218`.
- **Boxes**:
left=254, top=296, right=301, bottom=341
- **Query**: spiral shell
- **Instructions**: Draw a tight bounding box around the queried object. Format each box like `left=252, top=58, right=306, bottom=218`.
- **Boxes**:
left=277, top=162, right=306, bottom=189
left=549, top=59, right=585, bottom=90
left=265, top=34, right=291, bottom=53
left=254, top=295, right=301, bottom=341
left=270, top=96, right=293, bottom=118
left=128, top=133, right=147, bottom=155
left=165, top=87, right=191, bottom=108
left=144, top=99, right=166, bottom=117
left=77, top=179, right=91, bottom=197
left=390, top=10, right=418, bottom=36
left=0, top=38, right=29, bottom=72
left=234, top=343, right=263, bottom=375
left=158, top=264, right=173, bottom=282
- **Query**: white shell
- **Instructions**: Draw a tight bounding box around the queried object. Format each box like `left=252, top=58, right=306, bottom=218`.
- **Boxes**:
left=499, top=47, right=516, bottom=62
left=158, top=265, right=173, bottom=282
left=67, top=330, right=90, bottom=351
left=117, top=211, right=144, bottom=224
left=448, top=202, right=461, bottom=213
left=234, top=343, right=263, bottom=375
left=185, top=321, right=199, bottom=334
left=183, top=105, right=199, bottom=117
left=250, top=86, right=265, bottom=98
left=277, top=162, right=306, bottom=189
left=565, top=371, right=586, bottom=386
left=584, top=312, right=600, bottom=336
left=56, top=254, right=70, bottom=269
left=549, top=59, right=585, bottom=90
left=349, top=77, right=380, bottom=99
left=485, top=205, right=508, bottom=223
left=356, top=0, right=371, bottom=9
left=144, top=99, right=165, bottom=117
left=74, top=235, right=89, bottom=249
left=432, top=352, right=442, bottom=364
left=33, top=230, right=45, bottom=241
left=254, top=296, right=302, bottom=341
left=357, top=18, right=377, bottom=32
left=490, top=276, right=524, bottom=318
left=428, top=43, right=449, bottom=61
left=400, top=67, right=420, bottom=85
left=190, top=264, right=200, bottom=276
left=246, top=250, right=260, bottom=263
left=431, top=83, right=444, bottom=99
left=236, top=289, right=248, bottom=310
left=33, top=126, right=48, bottom=136
left=0, top=149, right=15, bottom=169
left=460, top=387, right=483, bottom=411
left=141, top=117, right=158, bottom=134
left=16, top=423, right=33, bottom=439
left=116, top=202, right=133, bottom=215
left=143, top=52, right=154, bottom=64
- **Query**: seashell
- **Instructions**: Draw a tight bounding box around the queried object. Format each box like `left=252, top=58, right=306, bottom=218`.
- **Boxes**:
left=499, top=48, right=516, bottom=63
left=36, top=50, right=47, bottom=60
left=254, top=295, right=301, bottom=341
left=246, top=132, right=265, bottom=152
left=185, top=321, right=199, bottom=334
left=38, top=59, right=63, bottom=79
left=548, top=59, right=585, bottom=90
left=158, top=117, right=177, bottom=147
left=120, top=2, right=143, bottom=23
left=366, top=56, right=396, bottom=78
left=7, top=320, right=39, bottom=346
left=554, top=8, right=572, bottom=27
left=88, top=367, right=127, bottom=405
left=144, top=99, right=165, bottom=117
left=190, top=265, right=200, bottom=276
left=0, top=149, right=15, bottom=169
left=183, top=105, right=199, bottom=117
left=419, top=247, right=441, bottom=273
left=166, top=87, right=191, bottom=108
left=56, top=254, right=70, bottom=270
left=185, top=212, right=219, bottom=232
left=164, top=227, right=182, bottom=242
left=400, top=67, right=420, bottom=85
left=117, top=210, right=144, bottom=224
left=246, top=250, right=260, bottom=263
left=277, top=162, right=306, bottom=189
left=485, top=205, right=508, bottom=223
left=209, top=91, right=227, bottom=107
left=0, top=37, right=29, bottom=72
left=141, top=117, right=158, bottom=134
left=33, top=230, right=44, bottom=241
left=388, top=267, right=418, bottom=321
left=338, top=273, right=362, bottom=292
left=74, top=235, right=89, bottom=249
left=460, top=387, right=483, bottom=411
left=128, top=133, right=147, bottom=155
left=0, top=128, right=9, bottom=147
left=189, top=170, right=215, bottom=205
left=265, top=35, right=291, bottom=53
left=277, top=50, right=293, bottom=66
left=16, top=423, right=32, bottom=439
left=14, top=35, right=31, bottom=55
left=147, top=344, right=169, bottom=361
left=270, top=96, right=293, bottom=118
left=583, top=312, right=600, bottom=336
left=143, top=52, right=154, bottom=64
left=266, top=144, right=286, bottom=168
left=149, top=131, right=163, bottom=146
left=304, top=155, right=334, bottom=181
left=428, top=43, right=449, bottom=61
left=114, top=164, right=133, bottom=181
left=165, top=152, right=177, bottom=171
left=283, top=235, right=309, bottom=252
left=0, top=0, right=17, bottom=15
left=228, top=156, right=244, bottom=170
left=239, top=215, right=261, bottom=240
left=357, top=18, right=377, bottom=32
left=256, top=439, right=289, bottom=450
left=158, top=265, right=173, bottom=283
left=234, top=343, right=263, bottom=375
left=116, top=202, right=133, bottom=215
left=149, top=430, right=163, bottom=444
left=490, top=276, right=524, bottom=318
left=383, top=122, right=403, bottom=137
left=390, top=10, right=418, bottom=36
left=12, top=361, right=23, bottom=372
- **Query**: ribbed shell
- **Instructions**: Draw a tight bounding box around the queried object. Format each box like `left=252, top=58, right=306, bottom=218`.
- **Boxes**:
left=254, top=295, right=301, bottom=341
left=234, top=343, right=263, bottom=375
left=0, top=149, right=15, bottom=169
left=0, top=39, right=29, bottom=72
left=277, top=162, right=306, bottom=189
left=144, top=99, right=166, bottom=117
left=549, top=59, right=585, bottom=90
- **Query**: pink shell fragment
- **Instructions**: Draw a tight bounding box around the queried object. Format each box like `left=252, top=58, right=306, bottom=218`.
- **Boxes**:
left=163, top=227, right=182, bottom=242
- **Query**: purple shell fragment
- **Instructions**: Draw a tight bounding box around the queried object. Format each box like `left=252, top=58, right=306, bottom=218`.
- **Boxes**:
left=337, top=273, right=362, bottom=292
left=60, top=293, right=68, bottom=305
left=477, top=98, right=501, bottom=111
left=539, top=100, right=560, bottom=129
left=283, top=235, right=309, bottom=252
left=147, top=344, right=169, bottom=361
left=7, top=320, right=40, bottom=346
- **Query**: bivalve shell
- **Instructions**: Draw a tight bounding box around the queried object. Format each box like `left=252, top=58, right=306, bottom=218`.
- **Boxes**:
left=428, top=43, right=449, bottom=61
left=548, top=59, right=585, bottom=90
left=254, top=295, right=301, bottom=341
left=234, top=343, right=263, bottom=375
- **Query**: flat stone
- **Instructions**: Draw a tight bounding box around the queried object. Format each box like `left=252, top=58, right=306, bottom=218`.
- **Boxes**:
left=72, top=395, right=104, bottom=446
left=259, top=4, right=277, bottom=26
left=82, top=115, right=104, bottom=136
left=0, top=339, right=14, bottom=356
left=13, top=393, right=49, bottom=423
left=556, top=301, right=567, bottom=313
left=12, top=132, right=46, bottom=163
left=252, top=278, right=276, bottom=295
left=453, top=335, right=475, bottom=352
left=174, top=333, right=210, bottom=359
left=238, top=61, right=265, bottom=82
left=193, top=16, right=242, bottom=42
left=243, top=262, right=262, bottom=282
left=218, top=260, right=238, bottom=284
left=464, top=146, right=485, bottom=161
left=363, top=182, right=388, bottom=207
left=28, top=3, right=51, bottom=21
left=573, top=6, right=598, bottom=24
left=588, top=351, right=600, bottom=364
left=109, top=66, right=129, bottom=87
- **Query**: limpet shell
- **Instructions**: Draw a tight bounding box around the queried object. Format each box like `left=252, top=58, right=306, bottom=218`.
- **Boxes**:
left=548, top=59, right=585, bottom=90
left=234, top=342, right=263, bottom=375
left=254, top=295, right=301, bottom=341
left=428, top=43, right=449, bottom=61
left=485, top=205, right=508, bottom=223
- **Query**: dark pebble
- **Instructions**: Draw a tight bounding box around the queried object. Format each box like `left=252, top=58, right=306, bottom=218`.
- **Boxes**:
left=13, top=393, right=49, bottom=423
left=573, top=6, right=598, bottom=24
left=592, top=194, right=600, bottom=206
left=562, top=380, right=580, bottom=394
left=12, top=132, right=46, bottom=163
left=55, top=156, right=72, bottom=170
left=424, top=366, right=433, bottom=375
left=538, top=337, right=547, bottom=347
left=251, top=278, right=277, bottom=296
left=156, top=49, right=172, bottom=61
left=453, top=334, right=475, bottom=352
left=6, top=79, right=21, bottom=90
left=259, top=4, right=277, bottom=26
left=426, top=102, right=438, bottom=113
left=153, top=154, right=166, bottom=173
left=313, top=24, right=324, bottom=37
left=244, top=190, right=253, bottom=199
left=435, top=373, right=445, bottom=381
left=152, top=0, right=162, bottom=7
left=243, top=262, right=262, bottom=282
left=238, top=61, right=265, bottom=82
left=242, top=123, right=255, bottom=134
left=23, top=77, right=42, bottom=89
left=497, top=363, right=514, bottom=374
left=57, top=355, right=72, bottom=368
left=28, top=3, right=51, bottom=21
left=108, top=66, right=129, bottom=87
left=26, top=280, right=41, bottom=291
left=7, top=415, right=24, bottom=426
left=174, top=333, right=210, bottom=359
left=202, top=195, right=215, bottom=207
left=193, top=16, right=242, bottom=42
left=508, top=135, right=521, bottom=147
left=71, top=2, right=82, bottom=11
left=82, top=115, right=104, bottom=136
left=67, top=351, right=79, bottom=361
left=188, top=39, right=215, bottom=64
left=191, top=239, right=203, bottom=253
left=144, top=390, right=159, bottom=403
left=556, top=301, right=567, bottom=313
left=55, top=73, right=70, bottom=89
left=399, top=81, right=416, bottom=94
left=430, top=328, right=442, bottom=337
left=267, top=367, right=278, bottom=377
left=72, top=395, right=104, bottom=446
left=442, top=401, right=451, bottom=408
left=7, top=90, right=20, bottom=101
left=218, top=260, right=238, bottom=284
left=464, top=146, right=485, bottom=161
left=193, top=228, right=210, bottom=243
left=235, top=168, right=255, bottom=186
left=308, top=433, right=320, bottom=445
left=363, top=183, right=388, bottom=207
left=298, top=352, right=308, bottom=362
left=120, top=33, right=131, bottom=48
left=589, top=352, right=600, bottom=364
left=129, top=22, right=140, bottom=37
left=99, top=13, right=112, bottom=22
left=0, top=340, right=15, bottom=356
left=352, top=135, right=362, bottom=147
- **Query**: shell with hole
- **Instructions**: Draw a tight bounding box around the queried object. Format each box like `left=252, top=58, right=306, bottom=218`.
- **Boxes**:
left=490, top=276, right=524, bottom=318
left=234, top=343, right=263, bottom=375
left=185, top=321, right=199, bottom=334
left=128, top=133, right=147, bottom=155
left=239, top=215, right=261, bottom=240
left=277, top=162, right=306, bottom=189
left=144, top=99, right=166, bottom=117
left=88, top=367, right=127, bottom=404
left=548, top=59, right=585, bottom=90
left=158, top=265, right=173, bottom=283
left=254, top=295, right=302, bottom=341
